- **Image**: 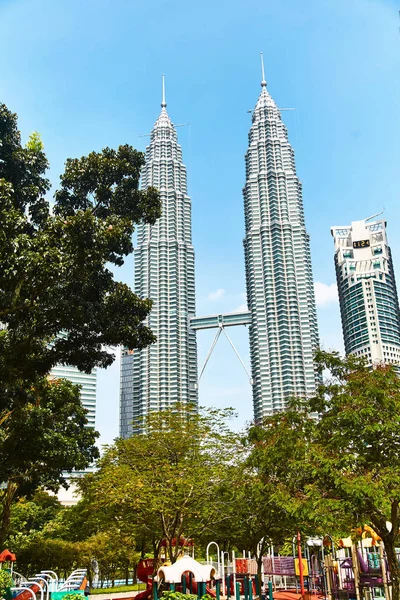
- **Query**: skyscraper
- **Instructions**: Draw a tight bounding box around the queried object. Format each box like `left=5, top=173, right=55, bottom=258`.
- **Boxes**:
left=120, top=79, right=198, bottom=437
left=50, top=363, right=97, bottom=481
left=243, top=57, right=320, bottom=420
left=50, top=364, right=97, bottom=428
left=331, top=216, right=400, bottom=367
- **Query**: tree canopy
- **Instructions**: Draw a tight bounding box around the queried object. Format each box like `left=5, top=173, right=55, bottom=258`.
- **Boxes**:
left=73, top=406, right=241, bottom=566
left=0, top=102, right=161, bottom=391
left=247, top=351, right=400, bottom=600
left=0, top=377, right=99, bottom=545
left=8, top=491, right=62, bottom=543
left=0, top=102, right=161, bottom=544
left=1, top=330, right=399, bottom=600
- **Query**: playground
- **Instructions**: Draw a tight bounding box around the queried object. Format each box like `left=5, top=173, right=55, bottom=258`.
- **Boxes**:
left=130, top=532, right=400, bottom=600
left=2, top=528, right=400, bottom=600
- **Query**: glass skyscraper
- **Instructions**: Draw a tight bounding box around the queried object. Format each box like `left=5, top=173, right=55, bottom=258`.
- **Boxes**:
left=243, top=62, right=320, bottom=420
left=50, top=364, right=97, bottom=428
left=120, top=83, right=197, bottom=437
left=331, top=217, right=400, bottom=367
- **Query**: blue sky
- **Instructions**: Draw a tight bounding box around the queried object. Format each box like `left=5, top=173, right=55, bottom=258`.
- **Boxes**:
left=1, top=0, right=399, bottom=445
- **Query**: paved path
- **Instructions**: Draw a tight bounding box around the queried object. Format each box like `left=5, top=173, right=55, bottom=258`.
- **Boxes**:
left=89, top=591, right=142, bottom=600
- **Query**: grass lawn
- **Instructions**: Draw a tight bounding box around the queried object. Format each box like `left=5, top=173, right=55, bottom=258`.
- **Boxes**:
left=90, top=584, right=146, bottom=595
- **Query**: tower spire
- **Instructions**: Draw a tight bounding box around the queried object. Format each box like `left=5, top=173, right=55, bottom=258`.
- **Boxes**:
left=161, top=74, right=167, bottom=108
left=260, top=52, right=267, bottom=88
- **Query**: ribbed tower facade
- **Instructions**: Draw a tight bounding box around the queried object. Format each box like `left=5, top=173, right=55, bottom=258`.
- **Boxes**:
left=243, top=61, right=320, bottom=420
left=120, top=82, right=197, bottom=437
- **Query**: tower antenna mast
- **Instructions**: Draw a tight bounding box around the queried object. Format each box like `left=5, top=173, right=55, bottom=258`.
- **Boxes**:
left=161, top=74, right=166, bottom=108
left=260, top=52, right=267, bottom=87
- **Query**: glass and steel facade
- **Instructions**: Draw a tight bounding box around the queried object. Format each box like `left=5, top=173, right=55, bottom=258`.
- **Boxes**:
left=50, top=364, right=97, bottom=428
left=119, top=98, right=197, bottom=437
left=331, top=218, right=400, bottom=367
left=243, top=77, right=320, bottom=420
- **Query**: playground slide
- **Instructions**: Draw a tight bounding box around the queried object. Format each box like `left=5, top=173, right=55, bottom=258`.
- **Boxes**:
left=135, top=585, right=153, bottom=600
left=205, top=585, right=216, bottom=598
left=136, top=558, right=154, bottom=600
left=79, top=577, right=88, bottom=591
left=12, top=582, right=43, bottom=600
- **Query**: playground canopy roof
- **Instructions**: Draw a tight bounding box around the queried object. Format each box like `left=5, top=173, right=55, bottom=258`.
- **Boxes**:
left=158, top=556, right=216, bottom=583
left=0, top=549, right=16, bottom=562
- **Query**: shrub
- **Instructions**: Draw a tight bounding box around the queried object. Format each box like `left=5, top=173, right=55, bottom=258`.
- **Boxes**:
left=0, top=571, right=13, bottom=600
left=161, top=594, right=197, bottom=600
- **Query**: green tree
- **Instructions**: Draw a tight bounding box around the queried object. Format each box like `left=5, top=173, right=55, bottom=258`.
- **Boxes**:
left=248, top=351, right=400, bottom=600
left=230, top=473, right=299, bottom=585
left=0, top=103, right=160, bottom=542
left=75, top=406, right=240, bottom=567
left=0, top=102, right=160, bottom=389
left=79, top=531, right=140, bottom=587
left=0, top=377, right=98, bottom=546
left=198, top=455, right=306, bottom=588
left=8, top=491, right=62, bottom=542
left=13, top=535, right=78, bottom=578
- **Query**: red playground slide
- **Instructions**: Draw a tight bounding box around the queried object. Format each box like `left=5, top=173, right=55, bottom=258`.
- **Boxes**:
left=135, top=585, right=153, bottom=600
left=136, top=559, right=154, bottom=600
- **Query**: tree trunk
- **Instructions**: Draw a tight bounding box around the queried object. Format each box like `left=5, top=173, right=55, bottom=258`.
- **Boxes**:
left=383, top=537, right=400, bottom=600
left=167, top=539, right=174, bottom=564
left=86, top=560, right=93, bottom=588
left=0, top=482, right=17, bottom=547
left=257, top=555, right=263, bottom=599
left=152, top=538, right=162, bottom=575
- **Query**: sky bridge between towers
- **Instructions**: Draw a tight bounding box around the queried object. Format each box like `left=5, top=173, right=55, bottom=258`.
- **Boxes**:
left=189, top=311, right=253, bottom=385
left=189, top=310, right=252, bottom=331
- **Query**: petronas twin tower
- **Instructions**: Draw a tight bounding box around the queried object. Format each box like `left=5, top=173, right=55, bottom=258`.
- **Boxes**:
left=120, top=79, right=197, bottom=437
left=120, top=64, right=320, bottom=437
left=244, top=66, right=320, bottom=417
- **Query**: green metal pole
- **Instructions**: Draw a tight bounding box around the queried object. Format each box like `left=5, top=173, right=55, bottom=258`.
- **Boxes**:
left=170, top=583, right=175, bottom=592
left=198, top=581, right=205, bottom=600
left=182, top=575, right=186, bottom=594
left=153, top=580, right=158, bottom=600
left=255, top=575, right=260, bottom=598
left=268, top=581, right=273, bottom=600
left=244, top=577, right=248, bottom=600
left=227, top=575, right=231, bottom=600
left=236, top=581, right=240, bottom=600
left=216, top=580, right=221, bottom=600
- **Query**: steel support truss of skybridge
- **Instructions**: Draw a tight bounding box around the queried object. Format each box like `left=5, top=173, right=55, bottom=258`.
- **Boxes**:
left=189, top=311, right=253, bottom=385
